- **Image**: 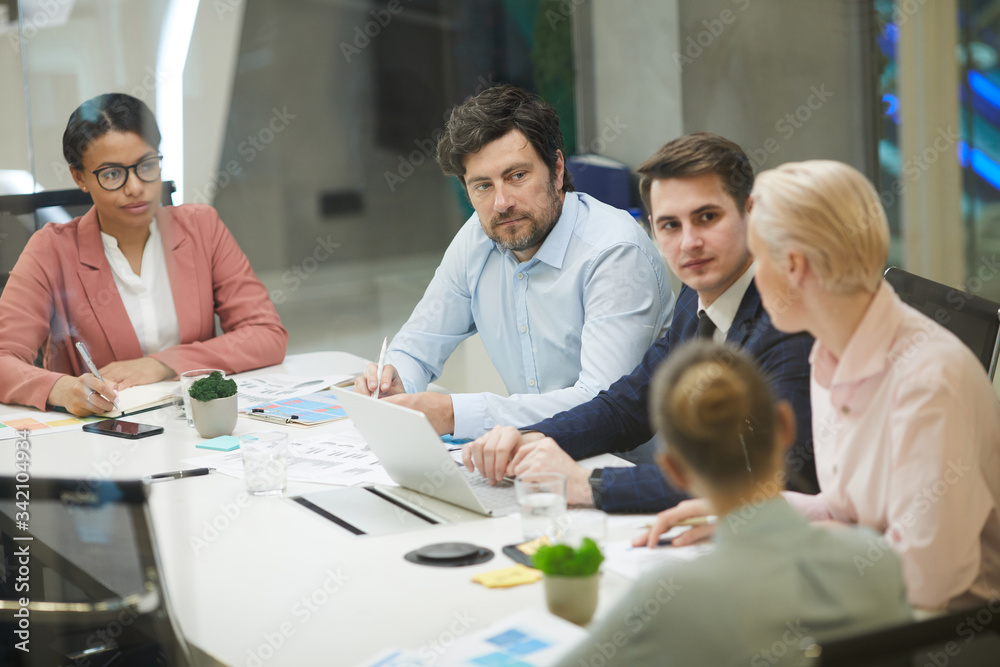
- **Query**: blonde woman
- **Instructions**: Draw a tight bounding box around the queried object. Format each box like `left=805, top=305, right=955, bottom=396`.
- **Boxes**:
left=559, top=341, right=910, bottom=666
left=644, top=160, right=1000, bottom=612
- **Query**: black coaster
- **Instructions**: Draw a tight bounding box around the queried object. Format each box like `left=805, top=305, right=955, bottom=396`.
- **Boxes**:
left=404, top=542, right=494, bottom=567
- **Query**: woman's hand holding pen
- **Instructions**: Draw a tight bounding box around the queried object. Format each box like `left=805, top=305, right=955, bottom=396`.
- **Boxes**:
left=47, top=373, right=120, bottom=416
left=632, top=498, right=716, bottom=549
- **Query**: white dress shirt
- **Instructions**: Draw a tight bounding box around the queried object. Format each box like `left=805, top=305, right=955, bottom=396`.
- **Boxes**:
left=101, top=221, right=181, bottom=356
left=387, top=192, right=674, bottom=439
left=785, top=282, right=1000, bottom=610
left=697, top=262, right=756, bottom=343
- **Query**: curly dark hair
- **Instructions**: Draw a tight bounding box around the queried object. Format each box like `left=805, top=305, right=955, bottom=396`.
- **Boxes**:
left=63, top=93, right=161, bottom=169
left=436, top=84, right=574, bottom=193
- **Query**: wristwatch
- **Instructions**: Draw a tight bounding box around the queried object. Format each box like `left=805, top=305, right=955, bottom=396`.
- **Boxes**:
left=589, top=468, right=604, bottom=509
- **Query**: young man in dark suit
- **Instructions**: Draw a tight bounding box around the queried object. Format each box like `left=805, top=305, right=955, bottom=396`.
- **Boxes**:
left=462, top=133, right=817, bottom=513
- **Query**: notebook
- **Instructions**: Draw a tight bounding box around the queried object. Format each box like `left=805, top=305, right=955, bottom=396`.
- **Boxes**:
left=98, top=381, right=177, bottom=418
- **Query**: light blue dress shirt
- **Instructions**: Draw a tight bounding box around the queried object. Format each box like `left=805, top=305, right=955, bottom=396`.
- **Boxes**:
left=557, top=498, right=913, bottom=667
left=387, top=192, right=673, bottom=439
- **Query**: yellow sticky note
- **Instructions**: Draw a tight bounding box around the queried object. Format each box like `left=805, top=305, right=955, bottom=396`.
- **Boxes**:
left=516, top=536, right=550, bottom=556
left=472, top=564, right=543, bottom=589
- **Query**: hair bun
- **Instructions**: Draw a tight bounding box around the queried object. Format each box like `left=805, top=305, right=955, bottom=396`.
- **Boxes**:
left=673, top=362, right=751, bottom=441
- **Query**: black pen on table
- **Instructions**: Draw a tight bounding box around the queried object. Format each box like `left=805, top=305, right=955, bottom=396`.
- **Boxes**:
left=144, top=467, right=215, bottom=483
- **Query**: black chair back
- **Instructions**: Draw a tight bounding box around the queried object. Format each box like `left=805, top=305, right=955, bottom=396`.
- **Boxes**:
left=813, top=602, right=1000, bottom=666
left=884, top=266, right=1000, bottom=379
left=0, top=181, right=177, bottom=294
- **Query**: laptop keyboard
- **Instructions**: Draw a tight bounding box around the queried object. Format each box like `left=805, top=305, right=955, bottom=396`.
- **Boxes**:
left=461, top=467, right=519, bottom=515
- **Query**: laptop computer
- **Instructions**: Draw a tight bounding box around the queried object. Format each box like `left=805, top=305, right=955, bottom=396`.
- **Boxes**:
left=328, top=387, right=518, bottom=516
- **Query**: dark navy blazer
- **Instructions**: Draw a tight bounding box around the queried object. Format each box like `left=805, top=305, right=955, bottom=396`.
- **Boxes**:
left=527, top=280, right=817, bottom=513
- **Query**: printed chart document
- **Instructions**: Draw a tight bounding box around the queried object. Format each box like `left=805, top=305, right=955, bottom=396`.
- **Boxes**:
left=356, top=608, right=588, bottom=667
left=235, top=373, right=353, bottom=410
left=0, top=411, right=99, bottom=440
left=183, top=428, right=395, bottom=487
left=602, top=531, right=714, bottom=581
left=240, top=390, right=348, bottom=427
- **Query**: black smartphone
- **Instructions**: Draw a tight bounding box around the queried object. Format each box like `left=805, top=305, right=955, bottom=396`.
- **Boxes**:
left=82, top=419, right=164, bottom=439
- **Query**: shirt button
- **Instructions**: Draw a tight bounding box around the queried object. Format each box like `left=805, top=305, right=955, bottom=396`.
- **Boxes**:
left=833, top=465, right=839, bottom=475
left=528, top=379, right=536, bottom=387
left=520, top=325, right=527, bottom=333
left=517, top=272, right=524, bottom=280
left=841, top=406, right=850, bottom=415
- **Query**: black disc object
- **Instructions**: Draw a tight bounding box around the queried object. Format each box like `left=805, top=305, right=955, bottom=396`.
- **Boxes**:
left=404, top=542, right=494, bottom=567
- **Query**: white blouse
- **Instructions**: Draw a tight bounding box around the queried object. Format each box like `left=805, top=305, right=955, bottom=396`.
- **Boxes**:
left=101, top=221, right=181, bottom=356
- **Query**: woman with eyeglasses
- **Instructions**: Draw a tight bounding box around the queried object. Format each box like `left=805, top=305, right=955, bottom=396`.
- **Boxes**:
left=0, top=93, right=287, bottom=416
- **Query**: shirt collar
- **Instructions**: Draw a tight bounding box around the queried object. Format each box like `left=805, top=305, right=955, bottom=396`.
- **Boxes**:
left=101, top=220, right=159, bottom=250
left=697, top=262, right=756, bottom=336
left=808, top=281, right=903, bottom=388
left=499, top=191, right=578, bottom=269
left=714, top=496, right=807, bottom=546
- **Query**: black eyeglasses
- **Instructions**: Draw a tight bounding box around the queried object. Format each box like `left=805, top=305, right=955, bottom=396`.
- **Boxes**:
left=90, top=155, right=163, bottom=191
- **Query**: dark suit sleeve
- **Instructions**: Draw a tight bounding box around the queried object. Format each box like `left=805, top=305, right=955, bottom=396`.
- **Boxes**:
left=525, top=328, right=678, bottom=459
left=595, top=464, right=690, bottom=514
left=732, top=313, right=817, bottom=494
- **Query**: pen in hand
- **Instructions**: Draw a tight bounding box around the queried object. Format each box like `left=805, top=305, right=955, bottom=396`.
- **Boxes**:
left=74, top=340, right=118, bottom=408
left=372, top=336, right=388, bottom=399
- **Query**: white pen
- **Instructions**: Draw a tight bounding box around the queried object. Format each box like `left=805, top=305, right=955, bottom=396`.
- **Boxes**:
left=75, top=340, right=118, bottom=408
left=372, top=336, right=388, bottom=399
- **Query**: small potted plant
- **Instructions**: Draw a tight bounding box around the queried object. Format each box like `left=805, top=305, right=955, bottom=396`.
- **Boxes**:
left=187, top=371, right=238, bottom=438
left=532, top=537, right=604, bottom=626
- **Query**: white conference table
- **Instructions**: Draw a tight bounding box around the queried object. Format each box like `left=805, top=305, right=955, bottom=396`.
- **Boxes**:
left=0, top=352, right=642, bottom=666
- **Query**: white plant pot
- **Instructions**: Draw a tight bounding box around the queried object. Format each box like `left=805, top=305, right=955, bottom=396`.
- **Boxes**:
left=190, top=394, right=238, bottom=439
left=543, top=572, right=601, bottom=626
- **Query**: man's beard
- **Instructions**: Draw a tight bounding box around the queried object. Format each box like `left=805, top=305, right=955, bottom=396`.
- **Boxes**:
left=486, top=178, right=563, bottom=252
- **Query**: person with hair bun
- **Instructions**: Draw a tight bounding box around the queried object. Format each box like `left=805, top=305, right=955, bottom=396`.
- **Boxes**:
left=558, top=340, right=911, bottom=667
left=0, top=92, right=288, bottom=415
left=644, top=159, right=1000, bottom=612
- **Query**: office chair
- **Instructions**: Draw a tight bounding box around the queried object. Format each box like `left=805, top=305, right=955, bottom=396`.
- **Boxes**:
left=884, top=266, right=1000, bottom=380
left=0, top=476, right=192, bottom=667
left=0, top=180, right=177, bottom=293
left=0, top=180, right=177, bottom=223
left=812, top=601, right=1000, bottom=666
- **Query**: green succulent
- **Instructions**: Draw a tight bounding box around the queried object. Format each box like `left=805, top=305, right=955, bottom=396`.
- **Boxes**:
left=187, top=371, right=237, bottom=401
left=532, top=538, right=604, bottom=576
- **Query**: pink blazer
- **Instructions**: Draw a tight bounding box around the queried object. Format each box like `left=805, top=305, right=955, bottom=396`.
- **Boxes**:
left=0, top=204, right=288, bottom=410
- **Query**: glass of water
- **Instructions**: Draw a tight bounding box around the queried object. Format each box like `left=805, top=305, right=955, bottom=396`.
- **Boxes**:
left=240, top=432, right=289, bottom=496
left=514, top=472, right=567, bottom=541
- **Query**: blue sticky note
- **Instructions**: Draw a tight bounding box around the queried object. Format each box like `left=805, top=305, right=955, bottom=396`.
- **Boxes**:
left=197, top=435, right=239, bottom=451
